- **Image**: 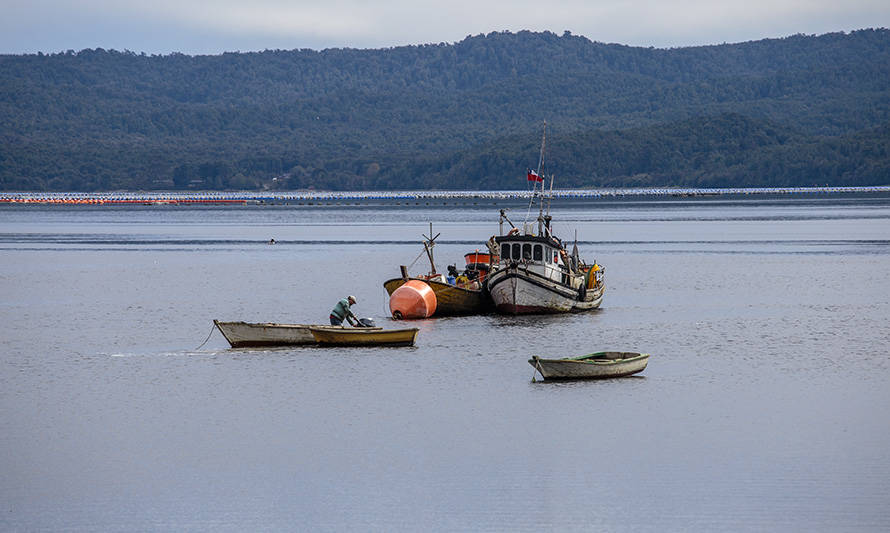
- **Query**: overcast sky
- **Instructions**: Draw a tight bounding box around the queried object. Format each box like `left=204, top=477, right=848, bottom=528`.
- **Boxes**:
left=3, top=0, right=889, bottom=55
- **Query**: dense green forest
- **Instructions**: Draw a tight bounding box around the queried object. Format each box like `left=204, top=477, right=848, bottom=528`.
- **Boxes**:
left=1, top=29, right=889, bottom=191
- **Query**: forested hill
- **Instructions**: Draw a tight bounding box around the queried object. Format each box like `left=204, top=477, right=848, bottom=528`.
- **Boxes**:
left=2, top=29, right=889, bottom=191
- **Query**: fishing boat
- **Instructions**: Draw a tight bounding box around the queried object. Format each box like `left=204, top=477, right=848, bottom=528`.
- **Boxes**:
left=213, top=320, right=380, bottom=348
left=383, top=223, right=494, bottom=316
left=485, top=123, right=605, bottom=314
left=308, top=326, right=420, bottom=347
left=529, top=352, right=649, bottom=380
left=384, top=276, right=492, bottom=316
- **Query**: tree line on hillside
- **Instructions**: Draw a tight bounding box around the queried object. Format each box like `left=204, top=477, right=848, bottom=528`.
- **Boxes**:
left=1, top=29, right=889, bottom=191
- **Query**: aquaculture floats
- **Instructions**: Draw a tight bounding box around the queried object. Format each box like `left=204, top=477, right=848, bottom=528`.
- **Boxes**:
left=2, top=186, right=889, bottom=206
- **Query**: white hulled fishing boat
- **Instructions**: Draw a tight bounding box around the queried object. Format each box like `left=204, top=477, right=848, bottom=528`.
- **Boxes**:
left=485, top=124, right=605, bottom=314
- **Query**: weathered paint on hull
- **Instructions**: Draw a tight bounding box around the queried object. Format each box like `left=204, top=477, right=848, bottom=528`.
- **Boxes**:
left=214, top=320, right=381, bottom=347
left=486, top=269, right=604, bottom=315
left=383, top=278, right=493, bottom=316
left=529, top=352, right=649, bottom=380
left=214, top=320, right=316, bottom=347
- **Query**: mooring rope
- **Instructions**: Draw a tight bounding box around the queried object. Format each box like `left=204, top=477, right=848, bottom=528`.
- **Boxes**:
left=194, top=323, right=217, bottom=350
left=382, top=287, right=391, bottom=317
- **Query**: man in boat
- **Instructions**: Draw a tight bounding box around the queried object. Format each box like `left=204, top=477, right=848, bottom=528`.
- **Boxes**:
left=329, top=295, right=359, bottom=326
left=465, top=269, right=481, bottom=290
left=446, top=264, right=459, bottom=285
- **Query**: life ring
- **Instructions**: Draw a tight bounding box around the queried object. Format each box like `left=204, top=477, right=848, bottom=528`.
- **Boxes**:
left=507, top=228, right=519, bottom=236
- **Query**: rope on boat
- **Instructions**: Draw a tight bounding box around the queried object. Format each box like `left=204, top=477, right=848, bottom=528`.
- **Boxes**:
left=382, top=246, right=428, bottom=319
left=382, top=287, right=392, bottom=318
left=406, top=247, right=427, bottom=270
left=195, top=323, right=217, bottom=350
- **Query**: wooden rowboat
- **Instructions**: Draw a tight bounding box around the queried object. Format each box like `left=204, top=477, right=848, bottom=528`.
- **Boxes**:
left=529, top=352, right=649, bottom=380
left=308, top=326, right=419, bottom=347
left=214, top=320, right=381, bottom=347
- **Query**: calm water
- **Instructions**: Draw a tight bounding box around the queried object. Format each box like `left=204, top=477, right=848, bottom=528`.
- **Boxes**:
left=2, top=195, right=890, bottom=531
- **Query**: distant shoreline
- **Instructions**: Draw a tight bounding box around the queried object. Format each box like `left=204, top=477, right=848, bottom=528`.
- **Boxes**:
left=2, top=186, right=889, bottom=206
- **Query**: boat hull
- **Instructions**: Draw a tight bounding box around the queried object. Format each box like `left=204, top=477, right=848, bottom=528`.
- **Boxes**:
left=308, top=327, right=419, bottom=347
left=383, top=278, right=492, bottom=316
left=486, top=267, right=603, bottom=314
left=214, top=320, right=380, bottom=347
left=529, top=352, right=649, bottom=380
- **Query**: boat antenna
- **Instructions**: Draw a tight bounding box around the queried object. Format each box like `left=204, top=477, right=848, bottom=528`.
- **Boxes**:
left=525, top=121, right=547, bottom=229
left=543, top=173, right=554, bottom=237
left=547, top=173, right=554, bottom=217
left=571, top=229, right=580, bottom=272
left=537, top=122, right=546, bottom=224
left=537, top=121, right=546, bottom=186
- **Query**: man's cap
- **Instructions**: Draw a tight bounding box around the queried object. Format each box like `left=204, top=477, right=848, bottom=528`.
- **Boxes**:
left=348, top=295, right=357, bottom=303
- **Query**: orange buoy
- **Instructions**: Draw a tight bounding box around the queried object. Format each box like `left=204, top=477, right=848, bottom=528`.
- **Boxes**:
left=389, top=279, right=437, bottom=319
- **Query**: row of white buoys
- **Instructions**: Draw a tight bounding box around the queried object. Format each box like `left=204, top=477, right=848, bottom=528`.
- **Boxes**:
left=3, top=186, right=889, bottom=205
left=389, top=280, right=437, bottom=319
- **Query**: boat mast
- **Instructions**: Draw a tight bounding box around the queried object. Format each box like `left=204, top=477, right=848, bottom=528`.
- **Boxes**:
left=547, top=173, right=554, bottom=217
left=535, top=122, right=547, bottom=235
left=422, top=222, right=440, bottom=275
left=544, top=173, right=554, bottom=237
left=536, top=121, right=546, bottom=186
left=499, top=209, right=515, bottom=236
left=571, top=229, right=579, bottom=272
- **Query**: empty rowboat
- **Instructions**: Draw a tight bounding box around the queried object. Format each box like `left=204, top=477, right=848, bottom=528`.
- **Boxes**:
left=308, top=326, right=419, bottom=347
left=529, top=352, right=649, bottom=380
left=214, top=320, right=381, bottom=348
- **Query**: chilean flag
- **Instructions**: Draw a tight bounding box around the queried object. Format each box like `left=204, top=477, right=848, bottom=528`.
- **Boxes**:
left=527, top=169, right=543, bottom=182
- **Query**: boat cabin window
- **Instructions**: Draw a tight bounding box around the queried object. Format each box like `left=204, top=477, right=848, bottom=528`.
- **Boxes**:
left=501, top=241, right=549, bottom=262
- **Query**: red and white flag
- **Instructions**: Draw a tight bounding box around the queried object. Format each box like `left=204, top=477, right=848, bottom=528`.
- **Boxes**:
left=527, top=169, right=543, bottom=182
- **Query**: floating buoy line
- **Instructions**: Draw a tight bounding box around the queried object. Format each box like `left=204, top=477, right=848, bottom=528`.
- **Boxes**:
left=1, top=186, right=888, bottom=206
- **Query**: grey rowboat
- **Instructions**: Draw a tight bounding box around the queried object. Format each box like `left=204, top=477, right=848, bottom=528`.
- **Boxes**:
left=214, top=320, right=380, bottom=348
left=529, top=352, right=649, bottom=380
